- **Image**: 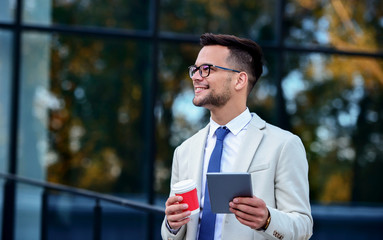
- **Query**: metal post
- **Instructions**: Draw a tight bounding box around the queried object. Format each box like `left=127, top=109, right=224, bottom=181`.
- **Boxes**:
left=2, top=0, right=23, bottom=239
left=40, top=189, right=48, bottom=240
left=274, top=0, right=290, bottom=131
left=146, top=0, right=160, bottom=239
left=93, top=199, right=102, bottom=240
left=1, top=180, right=16, bottom=240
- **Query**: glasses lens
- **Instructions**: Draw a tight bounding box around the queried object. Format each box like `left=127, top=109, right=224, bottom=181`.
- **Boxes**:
left=189, top=66, right=197, bottom=78
left=200, top=65, right=210, bottom=77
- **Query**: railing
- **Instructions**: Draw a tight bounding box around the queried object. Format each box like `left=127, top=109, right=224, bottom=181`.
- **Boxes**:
left=0, top=172, right=165, bottom=240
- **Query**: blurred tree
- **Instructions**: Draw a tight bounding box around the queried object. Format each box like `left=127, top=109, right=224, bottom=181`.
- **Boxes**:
left=285, top=0, right=383, bottom=203
left=53, top=0, right=149, bottom=29
left=159, top=0, right=276, bottom=41
left=48, top=34, right=151, bottom=194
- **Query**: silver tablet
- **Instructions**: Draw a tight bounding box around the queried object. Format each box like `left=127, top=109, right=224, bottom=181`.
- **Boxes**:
left=206, top=172, right=253, bottom=213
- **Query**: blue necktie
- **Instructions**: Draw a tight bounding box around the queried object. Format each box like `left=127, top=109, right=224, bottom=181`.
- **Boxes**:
left=198, top=127, right=230, bottom=240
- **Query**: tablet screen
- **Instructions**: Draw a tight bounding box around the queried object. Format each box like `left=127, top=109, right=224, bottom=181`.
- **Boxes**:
left=206, top=172, right=253, bottom=213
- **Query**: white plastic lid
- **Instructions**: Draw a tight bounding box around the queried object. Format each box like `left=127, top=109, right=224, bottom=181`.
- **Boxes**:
left=172, top=179, right=196, bottom=194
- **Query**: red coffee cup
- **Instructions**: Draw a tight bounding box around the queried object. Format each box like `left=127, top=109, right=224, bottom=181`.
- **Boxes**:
left=172, top=179, right=200, bottom=214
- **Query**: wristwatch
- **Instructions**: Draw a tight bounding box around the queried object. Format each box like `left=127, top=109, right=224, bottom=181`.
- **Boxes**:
left=261, top=210, right=271, bottom=231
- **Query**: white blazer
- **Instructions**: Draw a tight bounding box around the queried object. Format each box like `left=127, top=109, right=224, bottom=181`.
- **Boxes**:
left=162, top=113, right=313, bottom=240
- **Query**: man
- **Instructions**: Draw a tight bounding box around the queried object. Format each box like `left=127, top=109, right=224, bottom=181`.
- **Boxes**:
left=161, top=33, right=313, bottom=240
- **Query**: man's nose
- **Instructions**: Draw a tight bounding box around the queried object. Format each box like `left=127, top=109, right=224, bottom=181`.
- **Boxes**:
left=192, top=72, right=203, bottom=81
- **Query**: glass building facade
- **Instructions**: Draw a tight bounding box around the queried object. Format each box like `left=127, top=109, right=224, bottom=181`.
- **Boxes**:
left=1, top=0, right=383, bottom=239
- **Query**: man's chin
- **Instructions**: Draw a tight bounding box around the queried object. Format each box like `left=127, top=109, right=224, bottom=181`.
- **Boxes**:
left=193, top=97, right=221, bottom=109
left=192, top=100, right=204, bottom=107
left=192, top=97, right=204, bottom=107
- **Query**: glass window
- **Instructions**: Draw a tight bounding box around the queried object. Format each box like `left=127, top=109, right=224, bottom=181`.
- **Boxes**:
left=33, top=192, right=156, bottom=239
left=15, top=32, right=52, bottom=239
left=0, top=30, right=12, bottom=172
left=282, top=52, right=383, bottom=203
left=100, top=202, right=155, bottom=239
left=43, top=193, right=95, bottom=239
left=1, top=0, right=382, bottom=232
left=159, top=0, right=278, bottom=43
left=248, top=51, right=278, bottom=125
left=0, top=0, right=14, bottom=23
left=285, top=0, right=383, bottom=52
left=22, top=0, right=52, bottom=25
left=155, top=42, right=207, bottom=199
left=22, top=0, right=150, bottom=30
left=15, top=185, right=43, bottom=239
left=18, top=32, right=152, bottom=198
left=17, top=32, right=51, bottom=181
left=0, top=28, right=12, bottom=238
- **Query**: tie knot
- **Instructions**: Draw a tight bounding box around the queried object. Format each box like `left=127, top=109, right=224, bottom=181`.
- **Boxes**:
left=215, top=127, right=230, bottom=141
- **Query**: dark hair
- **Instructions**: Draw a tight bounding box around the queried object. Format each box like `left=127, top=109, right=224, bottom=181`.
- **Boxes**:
left=200, top=33, right=264, bottom=93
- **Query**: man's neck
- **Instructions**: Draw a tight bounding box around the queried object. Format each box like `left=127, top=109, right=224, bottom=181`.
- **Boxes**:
left=209, top=104, right=247, bottom=125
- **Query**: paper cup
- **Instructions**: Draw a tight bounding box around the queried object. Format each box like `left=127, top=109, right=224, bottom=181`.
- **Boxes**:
left=172, top=179, right=199, bottom=215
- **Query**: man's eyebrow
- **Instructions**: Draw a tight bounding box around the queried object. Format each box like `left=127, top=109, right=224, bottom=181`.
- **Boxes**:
left=196, top=63, right=213, bottom=66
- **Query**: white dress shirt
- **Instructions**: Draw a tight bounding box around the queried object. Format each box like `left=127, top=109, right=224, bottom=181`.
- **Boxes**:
left=198, top=108, right=252, bottom=240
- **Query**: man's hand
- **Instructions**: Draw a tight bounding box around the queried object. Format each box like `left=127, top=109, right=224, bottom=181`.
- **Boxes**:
left=165, top=196, right=191, bottom=230
left=229, top=196, right=270, bottom=230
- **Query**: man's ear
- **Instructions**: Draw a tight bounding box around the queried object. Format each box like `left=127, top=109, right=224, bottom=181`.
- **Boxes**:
left=234, top=72, right=248, bottom=91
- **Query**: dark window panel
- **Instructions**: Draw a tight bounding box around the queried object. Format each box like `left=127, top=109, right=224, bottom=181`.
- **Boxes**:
left=18, top=32, right=152, bottom=197
left=282, top=52, right=383, bottom=203
left=159, top=0, right=278, bottom=43
left=21, top=0, right=150, bottom=31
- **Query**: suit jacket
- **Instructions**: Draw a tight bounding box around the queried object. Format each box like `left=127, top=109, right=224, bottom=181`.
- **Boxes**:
left=161, top=113, right=313, bottom=240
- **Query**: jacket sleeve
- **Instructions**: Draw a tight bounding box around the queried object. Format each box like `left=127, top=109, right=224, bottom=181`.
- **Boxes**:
left=259, top=135, right=313, bottom=240
left=161, top=218, right=187, bottom=240
left=161, top=146, right=187, bottom=240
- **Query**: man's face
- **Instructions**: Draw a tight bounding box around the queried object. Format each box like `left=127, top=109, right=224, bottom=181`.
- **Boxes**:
left=191, top=45, right=235, bottom=109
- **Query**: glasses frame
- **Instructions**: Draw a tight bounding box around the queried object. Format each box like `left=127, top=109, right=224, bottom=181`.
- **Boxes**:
left=188, top=64, right=240, bottom=79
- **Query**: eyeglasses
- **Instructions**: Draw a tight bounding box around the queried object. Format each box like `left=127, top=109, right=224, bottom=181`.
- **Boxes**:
left=188, top=64, right=240, bottom=79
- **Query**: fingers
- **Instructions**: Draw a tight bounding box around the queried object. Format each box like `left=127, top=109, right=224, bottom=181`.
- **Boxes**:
left=167, top=211, right=191, bottom=229
left=231, top=196, right=264, bottom=208
left=165, top=196, right=192, bottom=230
left=230, top=196, right=265, bottom=214
left=165, top=196, right=183, bottom=208
left=229, top=196, right=269, bottom=230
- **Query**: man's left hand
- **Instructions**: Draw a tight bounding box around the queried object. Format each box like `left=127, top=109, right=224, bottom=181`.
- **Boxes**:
left=229, top=196, right=269, bottom=230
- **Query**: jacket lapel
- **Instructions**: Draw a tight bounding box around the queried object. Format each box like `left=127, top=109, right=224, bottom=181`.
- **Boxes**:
left=184, top=125, right=210, bottom=240
left=188, top=124, right=210, bottom=200
left=232, top=113, right=266, bottom=172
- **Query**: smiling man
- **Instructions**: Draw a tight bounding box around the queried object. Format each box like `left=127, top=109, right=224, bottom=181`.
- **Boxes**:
left=161, top=33, right=313, bottom=240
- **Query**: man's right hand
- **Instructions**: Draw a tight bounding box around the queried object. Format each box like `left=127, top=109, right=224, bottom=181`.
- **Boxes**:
left=165, top=196, right=192, bottom=230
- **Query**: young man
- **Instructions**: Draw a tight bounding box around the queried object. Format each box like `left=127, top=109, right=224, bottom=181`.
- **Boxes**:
left=161, top=33, right=313, bottom=240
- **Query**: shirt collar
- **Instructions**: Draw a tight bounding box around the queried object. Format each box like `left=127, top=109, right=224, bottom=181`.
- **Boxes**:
left=209, top=108, right=252, bottom=137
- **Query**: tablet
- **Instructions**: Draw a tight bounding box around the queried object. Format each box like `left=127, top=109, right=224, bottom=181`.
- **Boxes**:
left=206, top=172, right=253, bottom=213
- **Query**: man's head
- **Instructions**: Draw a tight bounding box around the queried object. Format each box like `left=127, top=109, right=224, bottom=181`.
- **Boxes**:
left=199, top=33, right=264, bottom=94
left=189, top=33, right=264, bottom=122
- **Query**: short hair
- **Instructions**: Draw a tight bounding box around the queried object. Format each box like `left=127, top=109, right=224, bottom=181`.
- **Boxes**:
left=200, top=33, right=264, bottom=93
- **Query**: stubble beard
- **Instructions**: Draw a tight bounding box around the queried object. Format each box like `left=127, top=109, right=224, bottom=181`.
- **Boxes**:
left=192, top=77, right=232, bottom=108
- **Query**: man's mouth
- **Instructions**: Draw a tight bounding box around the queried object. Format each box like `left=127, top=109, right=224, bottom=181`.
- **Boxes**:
left=194, top=86, right=208, bottom=94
